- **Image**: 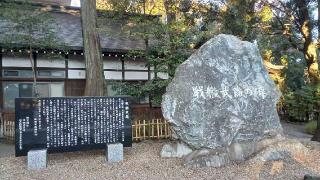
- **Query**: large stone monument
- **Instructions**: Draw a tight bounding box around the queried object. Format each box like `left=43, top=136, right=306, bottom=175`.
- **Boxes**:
left=161, top=34, right=289, bottom=167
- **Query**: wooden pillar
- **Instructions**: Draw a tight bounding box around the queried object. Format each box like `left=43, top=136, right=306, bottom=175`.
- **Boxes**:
left=154, top=64, right=158, bottom=79
left=32, top=52, right=37, bottom=79
left=121, top=58, right=125, bottom=81
left=65, top=54, right=68, bottom=96
left=147, top=64, right=151, bottom=80
left=147, top=64, right=152, bottom=108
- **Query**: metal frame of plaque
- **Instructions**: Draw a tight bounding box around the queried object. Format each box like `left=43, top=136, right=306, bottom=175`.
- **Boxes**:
left=15, top=96, right=132, bottom=157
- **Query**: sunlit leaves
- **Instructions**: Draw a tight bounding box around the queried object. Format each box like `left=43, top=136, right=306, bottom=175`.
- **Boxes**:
left=258, top=5, right=273, bottom=22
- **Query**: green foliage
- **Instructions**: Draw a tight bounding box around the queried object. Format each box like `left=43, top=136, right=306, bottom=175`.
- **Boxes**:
left=111, top=79, right=171, bottom=106
left=106, top=0, right=216, bottom=106
left=284, top=85, right=320, bottom=122
left=281, top=53, right=306, bottom=91
left=305, top=121, right=317, bottom=135
left=101, top=0, right=320, bottom=138
left=220, top=0, right=257, bottom=41
left=110, top=81, right=147, bottom=103
left=110, top=20, right=196, bottom=105
left=257, top=34, right=297, bottom=62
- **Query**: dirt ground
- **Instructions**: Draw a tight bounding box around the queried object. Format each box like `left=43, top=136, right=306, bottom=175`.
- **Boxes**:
left=0, top=122, right=320, bottom=180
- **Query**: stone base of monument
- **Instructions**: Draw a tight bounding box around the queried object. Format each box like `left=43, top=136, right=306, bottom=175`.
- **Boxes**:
left=27, top=148, right=47, bottom=170
left=106, top=143, right=123, bottom=163
left=161, top=142, right=193, bottom=158
left=161, top=137, right=309, bottom=168
left=248, top=138, right=309, bottom=162
left=0, top=125, right=3, bottom=138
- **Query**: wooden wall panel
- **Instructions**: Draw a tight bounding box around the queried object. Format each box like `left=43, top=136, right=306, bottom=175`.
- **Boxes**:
left=132, top=106, right=163, bottom=119
left=65, top=79, right=85, bottom=96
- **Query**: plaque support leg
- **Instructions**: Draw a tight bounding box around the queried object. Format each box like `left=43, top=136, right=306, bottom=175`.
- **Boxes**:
left=106, top=143, right=123, bottom=163
left=27, top=148, right=47, bottom=170
left=0, top=123, right=3, bottom=138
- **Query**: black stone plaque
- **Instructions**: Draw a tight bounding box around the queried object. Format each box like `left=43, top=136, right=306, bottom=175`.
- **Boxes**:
left=15, top=96, right=132, bottom=157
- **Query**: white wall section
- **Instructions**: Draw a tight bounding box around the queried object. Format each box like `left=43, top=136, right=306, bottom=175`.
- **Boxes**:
left=125, top=71, right=148, bottom=80
left=37, top=55, right=65, bottom=68
left=2, top=54, right=32, bottom=67
left=68, top=55, right=85, bottom=68
left=68, top=70, right=85, bottom=79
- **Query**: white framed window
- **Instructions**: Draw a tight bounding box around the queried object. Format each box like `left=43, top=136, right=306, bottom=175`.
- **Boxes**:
left=37, top=70, right=65, bottom=78
left=3, top=82, right=64, bottom=109
left=3, top=70, right=33, bottom=78
left=3, top=70, right=66, bottom=78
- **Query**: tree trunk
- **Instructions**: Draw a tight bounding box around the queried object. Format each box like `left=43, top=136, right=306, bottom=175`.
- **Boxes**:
left=164, top=0, right=176, bottom=78
left=318, top=0, right=320, bottom=64
left=29, top=48, right=37, bottom=97
left=312, top=0, right=320, bottom=142
left=297, top=0, right=320, bottom=141
left=80, top=0, right=105, bottom=96
left=296, top=0, right=320, bottom=82
left=312, top=113, right=320, bottom=141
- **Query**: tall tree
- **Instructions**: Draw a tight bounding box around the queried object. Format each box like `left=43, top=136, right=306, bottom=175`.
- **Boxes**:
left=80, top=0, right=105, bottom=96
left=295, top=0, right=319, bottom=83
left=261, top=0, right=319, bottom=82
left=261, top=0, right=320, bottom=141
left=314, top=0, right=320, bottom=142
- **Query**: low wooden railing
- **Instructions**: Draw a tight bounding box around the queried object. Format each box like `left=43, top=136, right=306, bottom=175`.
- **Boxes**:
left=131, top=106, right=171, bottom=141
left=0, top=110, right=15, bottom=141
left=132, top=118, right=171, bottom=141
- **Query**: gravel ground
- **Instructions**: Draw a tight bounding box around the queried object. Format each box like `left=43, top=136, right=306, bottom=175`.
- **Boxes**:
left=281, top=121, right=313, bottom=140
left=1, top=121, right=320, bottom=180
left=1, top=140, right=320, bottom=180
left=0, top=139, right=14, bottom=158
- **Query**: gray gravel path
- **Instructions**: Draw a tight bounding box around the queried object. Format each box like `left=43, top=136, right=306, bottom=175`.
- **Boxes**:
left=0, top=141, right=320, bottom=180
left=0, top=122, right=319, bottom=180
left=281, top=121, right=313, bottom=139
left=0, top=139, right=14, bottom=157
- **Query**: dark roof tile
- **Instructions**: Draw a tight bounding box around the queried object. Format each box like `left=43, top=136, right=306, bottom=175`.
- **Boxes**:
left=0, top=7, right=147, bottom=52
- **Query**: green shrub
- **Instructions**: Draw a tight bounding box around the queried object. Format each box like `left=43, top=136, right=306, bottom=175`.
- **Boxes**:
left=305, top=121, right=317, bottom=135
left=284, top=85, right=320, bottom=122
